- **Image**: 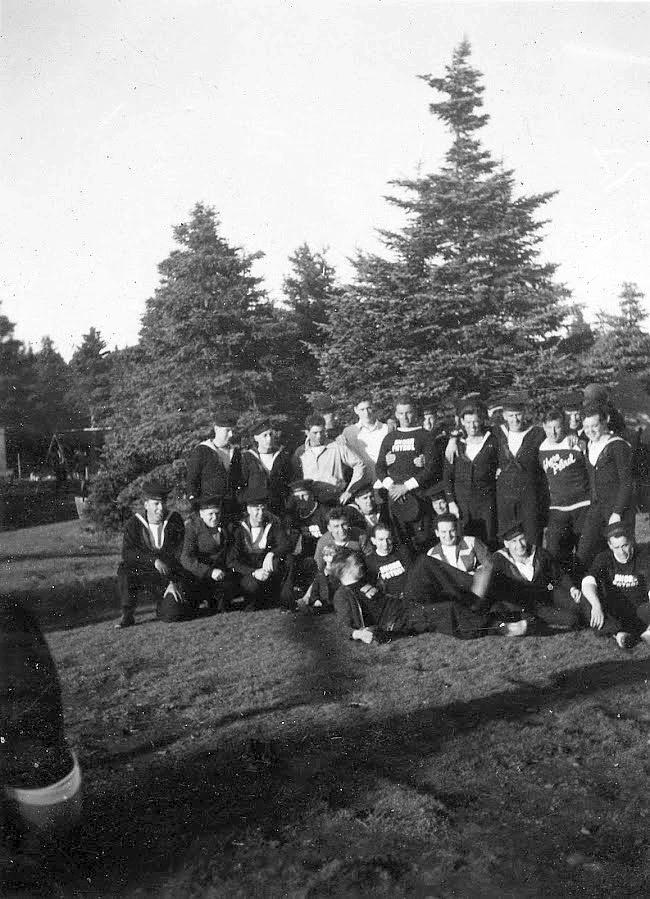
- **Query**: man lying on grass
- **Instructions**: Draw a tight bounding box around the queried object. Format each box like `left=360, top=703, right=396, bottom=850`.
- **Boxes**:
left=332, top=548, right=527, bottom=645
left=580, top=521, right=650, bottom=650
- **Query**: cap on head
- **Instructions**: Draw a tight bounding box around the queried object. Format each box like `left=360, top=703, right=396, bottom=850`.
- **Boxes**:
left=198, top=494, right=223, bottom=510
left=348, top=481, right=374, bottom=500
left=251, top=418, right=273, bottom=437
left=500, top=521, right=526, bottom=543
left=142, top=480, right=169, bottom=501
left=289, top=479, right=314, bottom=494
left=604, top=521, right=633, bottom=542
left=213, top=410, right=238, bottom=428
left=424, top=481, right=447, bottom=500
left=244, top=487, right=268, bottom=506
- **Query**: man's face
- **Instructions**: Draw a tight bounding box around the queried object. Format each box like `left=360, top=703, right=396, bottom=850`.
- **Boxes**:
left=582, top=414, right=608, bottom=442
left=503, top=410, right=525, bottom=432
left=355, top=401, right=376, bottom=427
left=213, top=425, right=233, bottom=447
left=247, top=502, right=266, bottom=527
left=543, top=417, right=565, bottom=443
left=395, top=403, right=416, bottom=428
left=432, top=497, right=449, bottom=516
left=307, top=425, right=325, bottom=447
left=422, top=412, right=435, bottom=431
left=144, top=498, right=165, bottom=524
left=566, top=409, right=582, bottom=432
left=505, top=533, right=529, bottom=559
left=371, top=528, right=393, bottom=556
left=255, top=429, right=275, bottom=454
left=328, top=516, right=350, bottom=544
left=436, top=520, right=458, bottom=546
left=292, top=487, right=314, bottom=511
left=462, top=413, right=484, bottom=438
left=608, top=534, right=634, bottom=564
left=355, top=491, right=375, bottom=515
left=199, top=506, right=221, bottom=528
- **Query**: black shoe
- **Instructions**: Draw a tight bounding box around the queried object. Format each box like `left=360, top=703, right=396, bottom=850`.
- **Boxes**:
left=114, top=613, right=135, bottom=629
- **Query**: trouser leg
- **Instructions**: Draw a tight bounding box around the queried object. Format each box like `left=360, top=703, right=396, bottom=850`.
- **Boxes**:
left=117, top=564, right=162, bottom=613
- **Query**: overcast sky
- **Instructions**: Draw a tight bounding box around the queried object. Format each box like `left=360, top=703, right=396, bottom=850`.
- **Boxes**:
left=2, top=1, right=649, bottom=359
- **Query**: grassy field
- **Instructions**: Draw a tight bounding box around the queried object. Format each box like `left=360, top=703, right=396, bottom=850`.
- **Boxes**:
left=2, top=520, right=650, bottom=897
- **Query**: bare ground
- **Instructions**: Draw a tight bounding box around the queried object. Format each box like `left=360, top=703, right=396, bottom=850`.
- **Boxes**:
left=2, top=520, right=649, bottom=898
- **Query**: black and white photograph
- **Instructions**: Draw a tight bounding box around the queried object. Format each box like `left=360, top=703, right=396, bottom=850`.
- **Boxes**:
left=1, top=2, right=649, bottom=895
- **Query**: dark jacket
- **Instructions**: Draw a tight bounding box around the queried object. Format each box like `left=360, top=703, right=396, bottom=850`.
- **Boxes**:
left=181, top=514, right=231, bottom=580
left=586, top=436, right=633, bottom=517
left=445, top=433, right=499, bottom=509
left=121, top=511, right=185, bottom=575
left=491, top=546, right=572, bottom=608
left=186, top=441, right=243, bottom=504
left=496, top=425, right=546, bottom=494
left=228, top=517, right=291, bottom=576
left=239, top=447, right=292, bottom=514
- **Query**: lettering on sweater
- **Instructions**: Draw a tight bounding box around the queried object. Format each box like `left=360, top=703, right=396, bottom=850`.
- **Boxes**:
left=612, top=573, right=639, bottom=589
left=379, top=560, right=406, bottom=581
left=542, top=452, right=579, bottom=476
left=391, top=438, right=416, bottom=453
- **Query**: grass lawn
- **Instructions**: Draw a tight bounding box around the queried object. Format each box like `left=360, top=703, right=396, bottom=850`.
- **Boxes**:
left=2, top=520, right=650, bottom=897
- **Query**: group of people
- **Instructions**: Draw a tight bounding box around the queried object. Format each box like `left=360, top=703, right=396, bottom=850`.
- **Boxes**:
left=115, top=386, right=650, bottom=651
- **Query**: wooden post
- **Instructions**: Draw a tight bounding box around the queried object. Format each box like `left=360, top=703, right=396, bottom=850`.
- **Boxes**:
left=17, top=452, right=22, bottom=479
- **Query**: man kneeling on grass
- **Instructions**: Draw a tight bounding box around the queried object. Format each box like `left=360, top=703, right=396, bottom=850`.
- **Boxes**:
left=181, top=495, right=238, bottom=613
left=580, top=521, right=650, bottom=650
left=116, top=480, right=191, bottom=628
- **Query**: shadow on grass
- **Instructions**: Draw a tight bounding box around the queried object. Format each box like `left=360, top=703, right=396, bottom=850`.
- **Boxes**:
left=0, top=551, right=118, bottom=563
left=44, top=652, right=650, bottom=896
left=5, top=579, right=121, bottom=633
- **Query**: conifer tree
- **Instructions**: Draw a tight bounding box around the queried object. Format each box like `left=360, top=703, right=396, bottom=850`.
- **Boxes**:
left=91, top=203, right=294, bottom=525
left=317, top=40, right=570, bottom=409
left=586, top=282, right=650, bottom=386
left=68, top=328, right=112, bottom=426
left=33, top=336, right=76, bottom=431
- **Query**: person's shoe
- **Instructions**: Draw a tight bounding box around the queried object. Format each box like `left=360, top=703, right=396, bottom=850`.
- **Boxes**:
left=640, top=627, right=650, bottom=645
left=614, top=631, right=632, bottom=650
left=114, top=613, right=135, bottom=629
left=498, top=619, right=528, bottom=637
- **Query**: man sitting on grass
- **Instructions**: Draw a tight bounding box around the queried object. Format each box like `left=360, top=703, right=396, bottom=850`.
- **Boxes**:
left=115, top=480, right=190, bottom=628
left=580, top=521, right=650, bottom=650
left=332, top=549, right=409, bottom=644
left=490, top=522, right=581, bottom=632
left=365, top=523, right=412, bottom=598
left=181, top=495, right=237, bottom=613
left=314, top=506, right=369, bottom=572
left=228, top=489, right=293, bottom=610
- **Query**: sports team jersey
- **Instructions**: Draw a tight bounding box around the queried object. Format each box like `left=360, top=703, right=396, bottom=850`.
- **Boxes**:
left=538, top=437, right=590, bottom=511
left=365, top=548, right=410, bottom=596
left=589, top=546, right=650, bottom=608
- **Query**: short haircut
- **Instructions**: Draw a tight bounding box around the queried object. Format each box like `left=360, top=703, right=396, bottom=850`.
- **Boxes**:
left=582, top=403, right=608, bottom=423
left=542, top=407, right=565, bottom=423
left=371, top=522, right=392, bottom=538
left=354, top=392, right=372, bottom=407
left=606, top=523, right=633, bottom=542
left=330, top=547, right=365, bottom=579
left=394, top=394, right=418, bottom=411
left=327, top=506, right=350, bottom=525
left=459, top=403, right=486, bottom=419
left=305, top=413, right=326, bottom=430
left=435, top=513, right=458, bottom=529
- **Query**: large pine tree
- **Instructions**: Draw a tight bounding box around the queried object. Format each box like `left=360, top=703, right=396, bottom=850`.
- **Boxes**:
left=585, top=282, right=650, bottom=387
left=91, top=203, right=295, bottom=525
left=317, top=40, right=571, bottom=410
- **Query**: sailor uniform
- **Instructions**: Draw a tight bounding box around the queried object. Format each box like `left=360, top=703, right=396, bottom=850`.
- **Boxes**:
left=445, top=432, right=499, bottom=547
left=228, top=516, right=293, bottom=608
left=496, top=425, right=547, bottom=546
left=117, top=511, right=190, bottom=621
left=180, top=514, right=238, bottom=612
left=490, top=546, right=578, bottom=629
left=186, top=440, right=243, bottom=516
left=239, top=447, right=293, bottom=516
left=579, top=435, right=634, bottom=567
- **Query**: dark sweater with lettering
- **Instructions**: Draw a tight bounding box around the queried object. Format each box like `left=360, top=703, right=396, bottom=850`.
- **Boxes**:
left=538, top=437, right=590, bottom=511
left=365, top=547, right=411, bottom=596
left=588, top=546, right=650, bottom=609
left=375, top=427, right=440, bottom=489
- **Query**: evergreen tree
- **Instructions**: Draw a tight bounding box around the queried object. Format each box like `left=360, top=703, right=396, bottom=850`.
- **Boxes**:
left=68, top=327, right=112, bottom=426
left=91, top=203, right=295, bottom=526
left=317, top=40, right=570, bottom=410
left=282, top=243, right=342, bottom=403
left=586, top=282, right=650, bottom=386
left=33, top=336, right=76, bottom=431
left=0, top=308, right=38, bottom=431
